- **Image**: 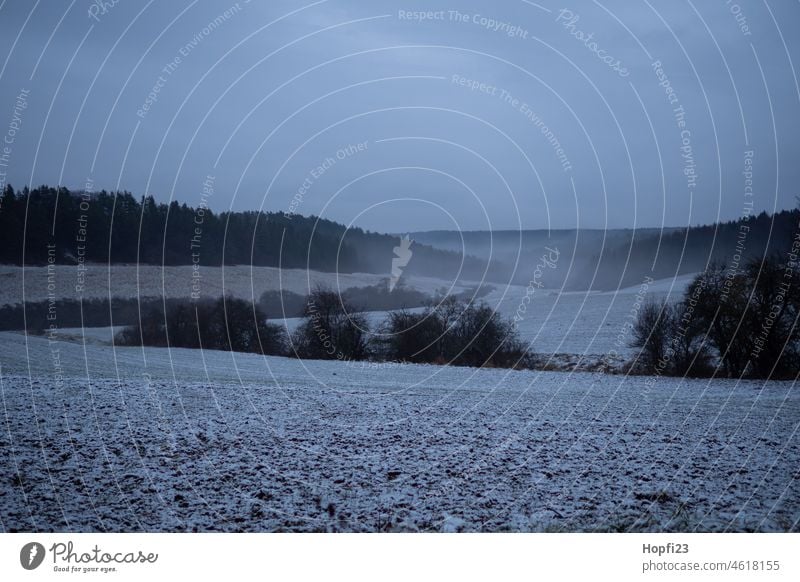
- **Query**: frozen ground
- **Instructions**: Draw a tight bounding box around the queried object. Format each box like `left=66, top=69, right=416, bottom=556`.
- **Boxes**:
left=0, top=331, right=797, bottom=532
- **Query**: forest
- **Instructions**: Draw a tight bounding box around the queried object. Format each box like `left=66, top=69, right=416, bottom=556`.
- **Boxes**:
left=630, top=255, right=800, bottom=380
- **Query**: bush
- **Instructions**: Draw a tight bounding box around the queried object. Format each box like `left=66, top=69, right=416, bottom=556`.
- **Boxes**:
left=691, top=257, right=800, bottom=378
left=117, top=296, right=286, bottom=355
left=630, top=255, right=800, bottom=379
left=0, top=297, right=165, bottom=331
left=630, top=300, right=672, bottom=373
left=683, top=264, right=752, bottom=377
left=258, top=290, right=307, bottom=319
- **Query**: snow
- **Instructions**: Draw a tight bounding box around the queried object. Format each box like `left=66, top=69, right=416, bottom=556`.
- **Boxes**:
left=0, top=330, right=796, bottom=532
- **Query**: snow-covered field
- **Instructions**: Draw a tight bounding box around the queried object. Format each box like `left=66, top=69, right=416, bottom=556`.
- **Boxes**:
left=0, top=331, right=797, bottom=532
left=0, top=264, right=464, bottom=306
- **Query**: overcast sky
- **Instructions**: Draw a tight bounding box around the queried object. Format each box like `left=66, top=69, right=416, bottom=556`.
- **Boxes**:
left=0, top=0, right=798, bottom=232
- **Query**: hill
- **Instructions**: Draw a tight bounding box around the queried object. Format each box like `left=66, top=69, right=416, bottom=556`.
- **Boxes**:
left=0, top=185, right=495, bottom=282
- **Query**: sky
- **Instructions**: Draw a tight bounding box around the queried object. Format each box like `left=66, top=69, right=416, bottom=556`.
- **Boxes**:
left=0, top=0, right=798, bottom=233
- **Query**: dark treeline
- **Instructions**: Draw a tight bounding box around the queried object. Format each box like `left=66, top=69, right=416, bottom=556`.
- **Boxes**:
left=0, top=185, right=496, bottom=281
left=630, top=254, right=800, bottom=380
left=379, top=296, right=531, bottom=368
